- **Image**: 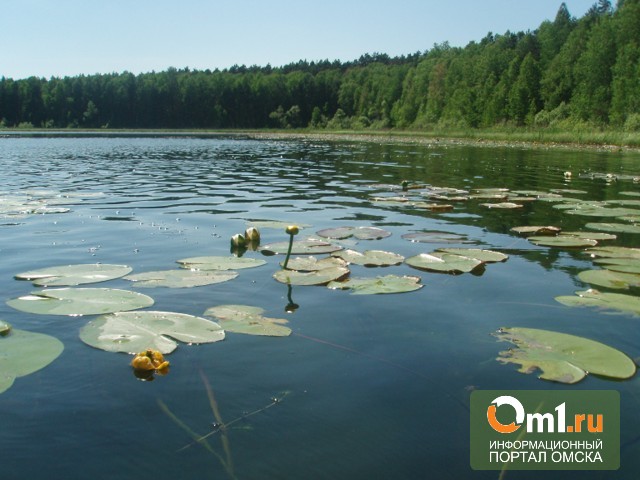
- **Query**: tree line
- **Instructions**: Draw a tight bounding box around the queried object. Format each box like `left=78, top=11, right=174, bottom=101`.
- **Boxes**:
left=1, top=0, right=639, bottom=131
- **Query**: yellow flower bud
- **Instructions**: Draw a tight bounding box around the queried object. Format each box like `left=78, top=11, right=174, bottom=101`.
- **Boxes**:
left=285, top=225, right=299, bottom=235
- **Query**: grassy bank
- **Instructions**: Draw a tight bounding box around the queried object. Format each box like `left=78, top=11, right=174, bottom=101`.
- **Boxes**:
left=245, top=126, right=640, bottom=152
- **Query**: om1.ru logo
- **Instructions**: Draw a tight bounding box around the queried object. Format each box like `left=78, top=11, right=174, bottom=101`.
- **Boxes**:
left=470, top=390, right=619, bottom=470
left=487, top=395, right=603, bottom=434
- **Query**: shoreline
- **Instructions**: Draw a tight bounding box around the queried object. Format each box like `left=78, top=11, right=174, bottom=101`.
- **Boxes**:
left=1, top=128, right=637, bottom=153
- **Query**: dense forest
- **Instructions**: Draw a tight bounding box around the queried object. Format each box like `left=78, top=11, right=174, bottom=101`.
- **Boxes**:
left=1, top=0, right=639, bottom=132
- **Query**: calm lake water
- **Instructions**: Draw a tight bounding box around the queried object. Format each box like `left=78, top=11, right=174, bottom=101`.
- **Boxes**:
left=2, top=134, right=640, bottom=479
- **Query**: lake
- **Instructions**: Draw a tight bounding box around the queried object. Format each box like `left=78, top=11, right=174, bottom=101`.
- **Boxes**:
left=2, top=134, right=640, bottom=479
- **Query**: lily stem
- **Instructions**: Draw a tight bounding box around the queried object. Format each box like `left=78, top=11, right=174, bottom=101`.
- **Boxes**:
left=282, top=233, right=294, bottom=270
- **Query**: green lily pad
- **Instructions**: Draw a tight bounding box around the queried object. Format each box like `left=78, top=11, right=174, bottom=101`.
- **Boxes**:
left=0, top=329, right=64, bottom=394
left=561, top=231, right=617, bottom=241
left=273, top=266, right=350, bottom=286
left=124, top=269, right=238, bottom=288
left=494, top=327, right=636, bottom=384
left=510, top=225, right=561, bottom=236
left=371, top=196, right=410, bottom=206
left=577, top=269, right=640, bottom=289
left=474, top=188, right=510, bottom=193
left=556, top=289, right=640, bottom=316
left=564, top=205, right=639, bottom=217
left=14, top=264, right=133, bottom=286
left=260, top=239, right=342, bottom=255
left=507, top=195, right=537, bottom=203
left=552, top=200, right=595, bottom=211
left=0, top=193, right=73, bottom=220
left=203, top=304, right=291, bottom=336
left=401, top=231, right=471, bottom=244
left=177, top=256, right=266, bottom=270
left=279, top=256, right=347, bottom=271
left=592, top=257, right=640, bottom=274
left=315, top=227, right=357, bottom=239
left=527, top=236, right=598, bottom=248
left=436, top=248, right=508, bottom=263
left=480, top=202, right=523, bottom=209
left=410, top=201, right=455, bottom=211
left=605, top=199, right=640, bottom=207
left=586, top=222, right=640, bottom=234
left=510, top=190, right=548, bottom=197
left=549, top=189, right=587, bottom=195
left=586, top=246, right=640, bottom=259
left=327, top=274, right=423, bottom=295
left=405, top=252, right=483, bottom=274
left=79, top=311, right=225, bottom=354
left=316, top=226, right=391, bottom=240
left=331, top=249, right=404, bottom=267
left=7, top=288, right=154, bottom=316
left=469, top=193, right=509, bottom=200
left=617, top=215, right=640, bottom=223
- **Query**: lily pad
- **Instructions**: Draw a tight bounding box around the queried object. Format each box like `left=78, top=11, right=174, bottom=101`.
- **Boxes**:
left=494, top=327, right=636, bottom=384
left=617, top=215, right=640, bottom=223
left=527, top=236, right=598, bottom=248
left=410, top=202, right=455, bottom=211
left=592, top=257, right=640, bottom=274
left=273, top=266, right=350, bottom=286
left=125, top=269, right=238, bottom=288
left=0, top=329, right=64, bottom=394
left=279, top=256, right=347, bottom=271
left=332, top=249, right=404, bottom=267
left=15, top=263, right=133, bottom=287
left=260, top=239, right=342, bottom=255
left=436, top=248, right=508, bottom=263
left=79, top=311, right=225, bottom=354
left=586, top=222, right=640, bottom=234
left=401, top=231, right=471, bottom=244
left=510, top=225, right=561, bottom=236
left=327, top=275, right=423, bottom=295
left=577, top=269, right=640, bottom=290
left=203, top=304, right=291, bottom=336
left=405, top=252, right=483, bottom=274
left=556, top=289, right=640, bottom=316
left=561, top=231, right=617, bottom=241
left=480, top=202, right=523, bottom=209
left=586, top=246, right=640, bottom=259
left=316, top=226, right=391, bottom=240
left=7, top=288, right=154, bottom=316
left=549, top=189, right=587, bottom=195
left=564, top=205, right=639, bottom=217
left=177, top=256, right=266, bottom=270
left=469, top=193, right=509, bottom=200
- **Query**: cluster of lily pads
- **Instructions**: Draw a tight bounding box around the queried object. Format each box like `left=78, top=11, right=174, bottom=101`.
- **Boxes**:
left=260, top=224, right=509, bottom=293
left=0, top=253, right=287, bottom=391
left=1, top=213, right=516, bottom=392
left=0, top=189, right=101, bottom=222
left=366, top=179, right=640, bottom=384
left=5, top=172, right=640, bottom=391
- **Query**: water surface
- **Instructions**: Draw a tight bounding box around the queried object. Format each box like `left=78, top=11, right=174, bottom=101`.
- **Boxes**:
left=2, top=135, right=640, bottom=479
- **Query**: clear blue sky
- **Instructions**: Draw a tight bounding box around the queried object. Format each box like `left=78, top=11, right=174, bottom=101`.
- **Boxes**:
left=2, top=0, right=596, bottom=80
